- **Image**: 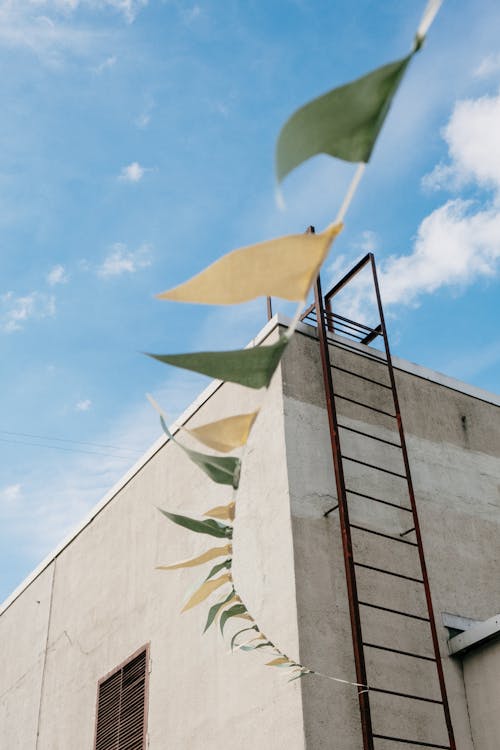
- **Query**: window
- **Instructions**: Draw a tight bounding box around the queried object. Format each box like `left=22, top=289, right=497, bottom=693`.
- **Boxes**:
left=94, top=645, right=149, bottom=750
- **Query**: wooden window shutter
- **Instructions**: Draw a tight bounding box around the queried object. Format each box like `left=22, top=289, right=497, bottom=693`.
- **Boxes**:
left=94, top=645, right=149, bottom=750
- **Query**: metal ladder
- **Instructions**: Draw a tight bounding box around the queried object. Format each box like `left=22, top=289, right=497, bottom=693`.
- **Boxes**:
left=300, top=248, right=456, bottom=750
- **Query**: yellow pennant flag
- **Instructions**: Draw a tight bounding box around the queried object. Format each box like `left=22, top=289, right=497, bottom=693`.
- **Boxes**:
left=181, top=572, right=232, bottom=612
left=156, top=544, right=232, bottom=570
left=204, top=503, right=236, bottom=522
left=185, top=411, right=259, bottom=453
left=265, top=656, right=291, bottom=667
left=157, top=222, right=343, bottom=305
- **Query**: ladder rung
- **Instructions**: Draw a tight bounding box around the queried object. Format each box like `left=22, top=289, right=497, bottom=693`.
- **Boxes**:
left=373, top=735, right=450, bottom=749
left=338, top=423, right=401, bottom=448
left=343, top=455, right=407, bottom=479
left=354, top=562, right=424, bottom=584
left=346, top=488, right=413, bottom=513
left=350, top=523, right=418, bottom=547
left=332, top=364, right=392, bottom=390
left=370, top=686, right=443, bottom=705
left=328, top=319, right=369, bottom=340
left=360, top=324, right=383, bottom=345
left=363, top=642, right=436, bottom=662
left=326, top=310, right=375, bottom=334
left=359, top=601, right=430, bottom=623
left=335, top=394, right=395, bottom=418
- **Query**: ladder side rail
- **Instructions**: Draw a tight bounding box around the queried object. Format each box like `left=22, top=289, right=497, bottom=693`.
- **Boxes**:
left=368, top=253, right=457, bottom=750
left=314, top=274, right=375, bottom=750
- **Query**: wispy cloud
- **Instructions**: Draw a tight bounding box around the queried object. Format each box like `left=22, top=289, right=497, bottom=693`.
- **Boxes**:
left=1, top=291, right=56, bottom=333
left=75, top=399, right=92, bottom=411
left=134, top=94, right=154, bottom=128
left=474, top=54, right=500, bottom=79
left=180, top=4, right=202, bottom=25
left=118, top=161, right=148, bottom=182
left=47, top=264, right=69, bottom=285
left=0, top=1, right=146, bottom=65
left=0, top=483, right=22, bottom=506
left=97, top=242, right=152, bottom=277
left=92, top=54, right=117, bottom=73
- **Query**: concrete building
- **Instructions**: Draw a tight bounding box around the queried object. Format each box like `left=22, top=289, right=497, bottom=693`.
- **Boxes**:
left=1, top=306, right=499, bottom=750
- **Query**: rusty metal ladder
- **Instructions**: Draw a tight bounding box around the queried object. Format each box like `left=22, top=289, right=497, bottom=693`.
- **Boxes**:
left=300, top=249, right=456, bottom=750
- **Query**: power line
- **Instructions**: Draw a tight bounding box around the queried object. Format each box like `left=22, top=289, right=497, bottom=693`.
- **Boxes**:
left=0, top=429, right=142, bottom=454
left=0, top=436, right=138, bottom=461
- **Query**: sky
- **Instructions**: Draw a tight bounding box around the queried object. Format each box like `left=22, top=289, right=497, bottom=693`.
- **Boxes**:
left=1, top=0, right=500, bottom=602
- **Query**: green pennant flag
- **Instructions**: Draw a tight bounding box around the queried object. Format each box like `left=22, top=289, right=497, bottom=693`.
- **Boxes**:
left=147, top=336, right=288, bottom=390
left=276, top=54, right=412, bottom=182
left=159, top=415, right=241, bottom=489
left=275, top=0, right=442, bottom=182
left=182, top=442, right=241, bottom=489
left=158, top=509, right=233, bottom=539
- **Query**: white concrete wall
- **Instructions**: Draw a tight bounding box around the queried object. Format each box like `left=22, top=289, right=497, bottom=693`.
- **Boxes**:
left=281, top=328, right=500, bottom=750
left=462, top=639, right=500, bottom=750
left=0, top=563, right=54, bottom=748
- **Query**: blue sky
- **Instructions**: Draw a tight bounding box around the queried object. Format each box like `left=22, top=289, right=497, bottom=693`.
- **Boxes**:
left=1, top=0, right=500, bottom=601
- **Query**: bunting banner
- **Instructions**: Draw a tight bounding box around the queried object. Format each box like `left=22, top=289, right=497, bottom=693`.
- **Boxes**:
left=157, top=504, right=313, bottom=679
left=148, top=335, right=288, bottom=390
left=156, top=223, right=342, bottom=305
left=184, top=412, right=259, bottom=453
left=147, top=0, right=443, bottom=686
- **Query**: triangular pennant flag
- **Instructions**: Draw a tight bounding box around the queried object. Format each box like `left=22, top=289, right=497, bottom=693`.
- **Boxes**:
left=276, top=55, right=411, bottom=181
left=204, top=559, right=232, bottom=581
left=204, top=503, right=236, bottom=522
left=203, top=591, right=239, bottom=633
left=158, top=509, right=233, bottom=539
left=220, top=604, right=253, bottom=634
left=181, top=443, right=241, bottom=489
left=148, top=336, right=288, bottom=390
left=157, top=411, right=241, bottom=489
left=230, top=626, right=259, bottom=651
left=156, top=223, right=342, bottom=305
left=265, top=656, right=292, bottom=667
left=156, top=544, right=232, bottom=570
left=181, top=572, right=233, bottom=613
left=185, top=412, right=259, bottom=453
left=276, top=1, right=441, bottom=182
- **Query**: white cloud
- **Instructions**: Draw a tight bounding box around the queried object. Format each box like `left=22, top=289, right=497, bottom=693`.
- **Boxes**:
left=92, top=54, right=117, bottom=73
left=180, top=4, right=201, bottom=24
left=47, top=264, right=69, bottom=285
left=97, top=242, right=152, bottom=277
left=0, top=1, right=147, bottom=65
left=119, top=161, right=146, bottom=182
left=356, top=230, right=378, bottom=254
left=134, top=95, right=154, bottom=128
left=423, top=91, right=500, bottom=193
left=0, top=484, right=22, bottom=506
left=380, top=200, right=500, bottom=305
left=1, top=291, right=56, bottom=333
left=75, top=399, right=92, bottom=411
left=328, top=88, right=500, bottom=322
left=474, top=54, right=500, bottom=79
left=15, top=1, right=148, bottom=23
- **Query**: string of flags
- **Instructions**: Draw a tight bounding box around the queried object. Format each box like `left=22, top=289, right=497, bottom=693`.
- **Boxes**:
left=147, top=0, right=443, bottom=683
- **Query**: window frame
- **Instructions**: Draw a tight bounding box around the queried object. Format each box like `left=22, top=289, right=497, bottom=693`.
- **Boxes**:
left=93, top=643, right=150, bottom=750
